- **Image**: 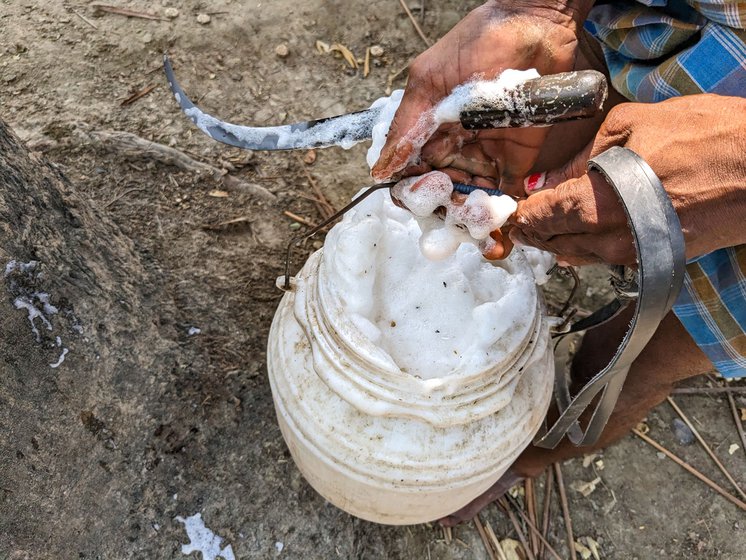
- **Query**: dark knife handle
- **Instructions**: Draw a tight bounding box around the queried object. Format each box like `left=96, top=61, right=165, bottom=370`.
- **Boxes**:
left=459, top=70, right=608, bottom=129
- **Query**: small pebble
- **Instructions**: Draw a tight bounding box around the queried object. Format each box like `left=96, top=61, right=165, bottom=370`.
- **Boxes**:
left=303, top=149, right=316, bottom=165
left=369, top=45, right=384, bottom=57
left=671, top=418, right=695, bottom=445
left=196, top=13, right=211, bottom=24
left=141, top=32, right=153, bottom=44
left=164, top=7, right=179, bottom=19
left=275, top=43, right=290, bottom=58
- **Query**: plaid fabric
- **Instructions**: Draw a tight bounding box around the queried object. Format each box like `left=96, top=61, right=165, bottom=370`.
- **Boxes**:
left=586, top=0, right=746, bottom=378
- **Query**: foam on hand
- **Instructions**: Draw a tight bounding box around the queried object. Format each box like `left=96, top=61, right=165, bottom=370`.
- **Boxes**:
left=365, top=79, right=525, bottom=262
left=391, top=171, right=517, bottom=260
left=370, top=69, right=541, bottom=178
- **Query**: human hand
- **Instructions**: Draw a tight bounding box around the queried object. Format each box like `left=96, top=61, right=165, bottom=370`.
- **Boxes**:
left=509, top=95, right=746, bottom=265
left=371, top=0, right=593, bottom=196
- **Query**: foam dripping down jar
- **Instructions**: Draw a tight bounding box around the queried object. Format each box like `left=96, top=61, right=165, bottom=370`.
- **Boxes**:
left=267, top=188, right=554, bottom=525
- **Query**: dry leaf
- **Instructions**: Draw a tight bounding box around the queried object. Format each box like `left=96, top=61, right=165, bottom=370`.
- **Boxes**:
left=579, top=536, right=602, bottom=560
left=636, top=422, right=650, bottom=434
left=330, top=43, right=358, bottom=68
left=571, top=477, right=601, bottom=497
left=208, top=189, right=229, bottom=198
left=728, top=443, right=740, bottom=455
left=499, top=538, right=526, bottom=560
left=740, top=407, right=746, bottom=421
left=303, top=149, right=317, bottom=165
left=315, top=40, right=330, bottom=54
left=595, top=459, right=605, bottom=471
left=582, top=453, right=598, bottom=468
left=508, top=483, right=524, bottom=498
left=575, top=540, right=593, bottom=560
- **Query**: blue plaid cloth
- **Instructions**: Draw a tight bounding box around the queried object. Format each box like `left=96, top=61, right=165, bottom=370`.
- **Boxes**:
left=586, top=0, right=746, bottom=378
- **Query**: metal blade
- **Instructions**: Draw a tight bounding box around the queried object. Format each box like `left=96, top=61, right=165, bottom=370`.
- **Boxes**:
left=163, top=55, right=380, bottom=151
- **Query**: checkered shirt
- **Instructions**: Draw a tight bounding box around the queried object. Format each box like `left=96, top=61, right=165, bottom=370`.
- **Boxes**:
left=586, top=0, right=746, bottom=378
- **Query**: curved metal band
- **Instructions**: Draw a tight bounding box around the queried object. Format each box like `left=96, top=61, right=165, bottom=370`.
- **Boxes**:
left=533, top=146, right=686, bottom=449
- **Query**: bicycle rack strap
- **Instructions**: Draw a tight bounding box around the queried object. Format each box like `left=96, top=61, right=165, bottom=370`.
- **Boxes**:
left=533, top=146, right=686, bottom=449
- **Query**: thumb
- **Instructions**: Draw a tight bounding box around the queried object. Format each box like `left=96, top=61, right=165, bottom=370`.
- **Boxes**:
left=371, top=85, right=436, bottom=181
left=525, top=139, right=594, bottom=195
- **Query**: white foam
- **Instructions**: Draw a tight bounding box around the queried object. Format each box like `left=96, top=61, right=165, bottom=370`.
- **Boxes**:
left=14, top=296, right=52, bottom=341
left=175, top=513, right=235, bottom=560
left=49, top=348, right=68, bottom=368
left=518, top=246, right=556, bottom=285
left=390, top=171, right=517, bottom=261
left=320, top=189, right=535, bottom=379
left=365, top=89, right=404, bottom=168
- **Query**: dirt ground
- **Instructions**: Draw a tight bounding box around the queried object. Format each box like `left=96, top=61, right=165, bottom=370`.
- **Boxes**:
left=1, top=1, right=744, bottom=558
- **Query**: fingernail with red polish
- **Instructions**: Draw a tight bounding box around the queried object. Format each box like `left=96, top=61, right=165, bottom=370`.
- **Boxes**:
left=524, top=172, right=546, bottom=193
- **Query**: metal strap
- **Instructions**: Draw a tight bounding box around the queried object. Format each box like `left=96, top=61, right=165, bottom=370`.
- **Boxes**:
left=533, top=146, right=686, bottom=449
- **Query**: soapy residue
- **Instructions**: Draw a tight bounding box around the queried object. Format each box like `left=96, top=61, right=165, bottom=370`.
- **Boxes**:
left=175, top=513, right=236, bottom=560
left=321, top=190, right=536, bottom=379
left=5, top=259, right=75, bottom=367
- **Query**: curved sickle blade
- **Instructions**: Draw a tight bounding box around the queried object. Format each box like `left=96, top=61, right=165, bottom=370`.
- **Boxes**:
left=163, top=55, right=380, bottom=151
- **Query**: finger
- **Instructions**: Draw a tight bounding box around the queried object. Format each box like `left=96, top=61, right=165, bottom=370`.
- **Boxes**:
left=493, top=127, right=552, bottom=196
left=421, top=126, right=473, bottom=167
left=513, top=228, right=636, bottom=266
left=508, top=176, right=594, bottom=240
left=371, top=84, right=436, bottom=180
left=539, top=137, right=594, bottom=192
left=481, top=229, right=510, bottom=260
left=539, top=113, right=632, bottom=193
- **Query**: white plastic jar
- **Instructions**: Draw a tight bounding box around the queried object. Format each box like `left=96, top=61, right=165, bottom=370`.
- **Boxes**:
left=267, top=189, right=554, bottom=525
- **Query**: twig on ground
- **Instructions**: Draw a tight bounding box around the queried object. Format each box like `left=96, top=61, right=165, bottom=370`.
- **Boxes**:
left=72, top=9, right=98, bottom=29
left=483, top=519, right=508, bottom=560
left=540, top=467, right=554, bottom=560
left=297, top=158, right=335, bottom=218
left=364, top=47, right=371, bottom=78
left=420, top=0, right=426, bottom=22
left=283, top=210, right=318, bottom=228
left=498, top=498, right=536, bottom=560
left=671, top=387, right=746, bottom=395
left=201, top=216, right=254, bottom=231
left=104, top=186, right=146, bottom=208
left=398, top=0, right=432, bottom=46
left=78, top=128, right=276, bottom=202
left=443, top=525, right=452, bottom=545
left=553, top=463, right=577, bottom=560
left=120, top=84, right=158, bottom=106
left=505, top=496, right=564, bottom=560
left=473, top=515, right=498, bottom=560
left=632, top=428, right=746, bottom=511
left=726, top=390, right=746, bottom=459
left=525, top=479, right=539, bottom=556
left=91, top=4, right=165, bottom=21
left=667, top=397, right=746, bottom=501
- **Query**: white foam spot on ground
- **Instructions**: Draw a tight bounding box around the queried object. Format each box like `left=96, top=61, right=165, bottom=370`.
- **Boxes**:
left=187, top=326, right=201, bottom=336
left=175, top=513, right=236, bottom=560
left=49, top=348, right=68, bottom=369
left=14, top=296, right=52, bottom=341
